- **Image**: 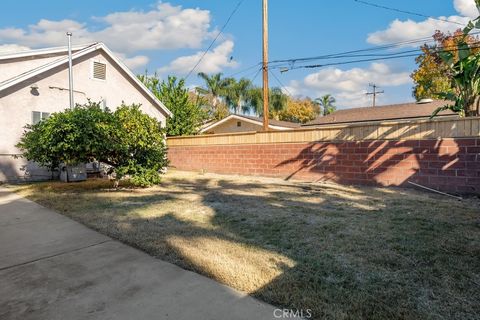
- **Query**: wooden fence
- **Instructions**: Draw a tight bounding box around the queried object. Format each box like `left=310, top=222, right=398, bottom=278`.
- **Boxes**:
left=168, top=116, right=480, bottom=146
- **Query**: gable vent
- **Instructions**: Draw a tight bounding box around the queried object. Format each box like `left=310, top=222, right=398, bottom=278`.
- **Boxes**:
left=93, top=61, right=106, bottom=80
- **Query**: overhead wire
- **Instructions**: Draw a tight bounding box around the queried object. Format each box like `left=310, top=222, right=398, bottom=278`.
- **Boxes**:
left=269, top=70, right=292, bottom=96
left=270, top=40, right=480, bottom=72
left=268, top=31, right=480, bottom=69
left=185, top=0, right=244, bottom=80
left=353, top=0, right=467, bottom=27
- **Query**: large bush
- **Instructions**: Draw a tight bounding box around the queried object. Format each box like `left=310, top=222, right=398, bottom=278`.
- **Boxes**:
left=16, top=102, right=168, bottom=186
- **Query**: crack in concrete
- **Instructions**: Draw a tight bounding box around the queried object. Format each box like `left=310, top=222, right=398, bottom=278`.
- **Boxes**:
left=0, top=239, right=113, bottom=272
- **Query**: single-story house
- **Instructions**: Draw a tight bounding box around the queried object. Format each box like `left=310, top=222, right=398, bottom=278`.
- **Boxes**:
left=303, top=100, right=457, bottom=127
left=200, top=114, right=301, bottom=134
left=0, top=42, right=171, bottom=181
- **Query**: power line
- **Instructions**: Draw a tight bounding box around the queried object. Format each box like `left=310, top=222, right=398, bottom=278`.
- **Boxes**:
left=353, top=0, right=467, bottom=27
left=226, top=62, right=262, bottom=78
left=250, top=67, right=263, bottom=83
left=185, top=0, right=244, bottom=80
left=271, top=43, right=480, bottom=71
left=269, top=31, right=480, bottom=68
left=269, top=70, right=292, bottom=96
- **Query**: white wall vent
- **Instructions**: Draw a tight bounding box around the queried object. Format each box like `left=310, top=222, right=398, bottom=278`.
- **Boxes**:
left=92, top=61, right=106, bottom=80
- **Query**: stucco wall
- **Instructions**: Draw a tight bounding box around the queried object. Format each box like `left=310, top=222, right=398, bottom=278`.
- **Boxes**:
left=0, top=53, right=66, bottom=83
left=0, top=50, right=168, bottom=181
left=205, top=118, right=265, bottom=134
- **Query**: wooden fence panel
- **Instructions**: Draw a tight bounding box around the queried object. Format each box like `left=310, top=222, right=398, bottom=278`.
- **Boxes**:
left=168, top=117, right=480, bottom=147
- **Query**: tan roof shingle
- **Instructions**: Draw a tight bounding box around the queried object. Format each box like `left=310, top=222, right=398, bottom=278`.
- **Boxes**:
left=304, top=100, right=457, bottom=126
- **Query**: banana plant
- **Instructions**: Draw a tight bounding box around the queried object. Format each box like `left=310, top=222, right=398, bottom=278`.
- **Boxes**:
left=433, top=2, right=480, bottom=117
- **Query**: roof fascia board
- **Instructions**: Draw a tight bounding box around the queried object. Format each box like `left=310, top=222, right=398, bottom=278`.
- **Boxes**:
left=0, top=43, right=172, bottom=117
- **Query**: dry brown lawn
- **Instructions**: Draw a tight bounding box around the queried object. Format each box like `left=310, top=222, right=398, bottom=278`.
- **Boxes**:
left=9, top=170, right=480, bottom=320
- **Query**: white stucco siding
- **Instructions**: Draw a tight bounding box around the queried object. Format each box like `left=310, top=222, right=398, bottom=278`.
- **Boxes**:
left=0, top=54, right=65, bottom=83
left=0, top=50, right=167, bottom=154
left=205, top=118, right=264, bottom=134
left=0, top=48, right=168, bottom=181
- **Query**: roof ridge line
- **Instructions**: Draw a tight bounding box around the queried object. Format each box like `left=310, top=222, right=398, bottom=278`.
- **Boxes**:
left=0, top=43, right=100, bottom=87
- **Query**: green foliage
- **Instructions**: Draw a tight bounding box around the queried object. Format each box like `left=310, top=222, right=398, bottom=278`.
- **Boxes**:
left=16, top=102, right=168, bottom=187
left=16, top=101, right=114, bottom=170
left=276, top=97, right=320, bottom=123
left=248, top=87, right=288, bottom=116
left=140, top=74, right=207, bottom=136
left=411, top=44, right=452, bottom=100
left=195, top=72, right=232, bottom=120
left=433, top=13, right=480, bottom=117
left=315, top=94, right=337, bottom=116
left=224, top=78, right=254, bottom=114
left=195, top=72, right=288, bottom=118
left=109, top=104, right=168, bottom=184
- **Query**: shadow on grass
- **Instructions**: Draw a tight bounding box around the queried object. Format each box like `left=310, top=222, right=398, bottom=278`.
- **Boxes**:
left=20, top=175, right=480, bottom=320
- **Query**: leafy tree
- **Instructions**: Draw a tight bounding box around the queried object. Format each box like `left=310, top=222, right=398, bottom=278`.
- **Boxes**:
left=195, top=72, right=235, bottom=121
left=411, top=29, right=480, bottom=100
left=195, top=72, right=288, bottom=118
left=433, top=4, right=480, bottom=117
left=141, top=74, right=206, bottom=136
left=248, top=87, right=288, bottom=116
left=277, top=97, right=321, bottom=123
left=196, top=72, right=230, bottom=108
left=224, top=78, right=254, bottom=114
left=16, top=101, right=115, bottom=171
left=109, top=104, right=168, bottom=186
left=189, top=91, right=229, bottom=121
left=16, top=102, right=168, bottom=186
left=315, top=94, right=337, bottom=116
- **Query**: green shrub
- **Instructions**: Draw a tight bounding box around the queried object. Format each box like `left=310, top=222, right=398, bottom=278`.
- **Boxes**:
left=16, top=101, right=168, bottom=187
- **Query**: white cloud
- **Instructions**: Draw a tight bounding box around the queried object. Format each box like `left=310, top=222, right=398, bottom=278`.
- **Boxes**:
left=0, top=44, right=30, bottom=54
left=287, top=63, right=412, bottom=108
left=158, top=40, right=237, bottom=75
left=0, top=2, right=213, bottom=71
left=0, top=3, right=211, bottom=53
left=454, top=0, right=479, bottom=18
left=367, top=16, right=470, bottom=46
left=93, top=3, right=211, bottom=53
left=114, top=52, right=150, bottom=70
left=366, top=0, right=478, bottom=46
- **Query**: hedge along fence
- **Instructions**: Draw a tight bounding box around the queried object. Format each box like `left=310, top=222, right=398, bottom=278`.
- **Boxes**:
left=167, top=117, right=480, bottom=194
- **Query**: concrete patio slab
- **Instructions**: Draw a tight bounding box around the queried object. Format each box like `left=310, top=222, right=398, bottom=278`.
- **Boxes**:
left=0, top=188, right=285, bottom=320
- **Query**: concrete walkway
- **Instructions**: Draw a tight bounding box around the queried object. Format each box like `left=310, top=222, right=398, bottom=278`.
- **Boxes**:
left=0, top=188, right=281, bottom=320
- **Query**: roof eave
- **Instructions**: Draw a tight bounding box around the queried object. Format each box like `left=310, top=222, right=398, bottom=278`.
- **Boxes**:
left=0, top=43, right=172, bottom=118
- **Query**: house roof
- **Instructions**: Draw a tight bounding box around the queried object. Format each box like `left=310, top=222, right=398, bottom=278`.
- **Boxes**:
left=0, top=43, right=172, bottom=117
left=304, top=100, right=456, bottom=126
left=200, top=114, right=301, bottom=133
left=238, top=114, right=302, bottom=128
left=0, top=43, right=93, bottom=61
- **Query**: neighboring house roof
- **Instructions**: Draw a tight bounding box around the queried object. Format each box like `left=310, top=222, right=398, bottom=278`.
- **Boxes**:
left=200, top=114, right=301, bottom=133
left=303, top=100, right=456, bottom=126
left=0, top=43, right=172, bottom=117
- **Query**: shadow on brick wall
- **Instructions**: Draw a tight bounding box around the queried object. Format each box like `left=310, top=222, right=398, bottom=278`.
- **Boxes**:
left=275, top=124, right=479, bottom=194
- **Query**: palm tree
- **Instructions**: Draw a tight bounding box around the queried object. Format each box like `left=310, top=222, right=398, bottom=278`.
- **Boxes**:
left=315, top=94, right=337, bottom=116
left=196, top=73, right=229, bottom=108
left=247, top=87, right=288, bottom=116
left=224, top=78, right=253, bottom=114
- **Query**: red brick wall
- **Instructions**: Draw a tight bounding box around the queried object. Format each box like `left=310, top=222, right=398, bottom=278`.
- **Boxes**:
left=168, top=138, right=480, bottom=194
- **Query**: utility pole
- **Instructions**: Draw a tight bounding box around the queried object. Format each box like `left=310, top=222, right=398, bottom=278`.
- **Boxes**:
left=366, top=83, right=383, bottom=107
left=67, top=32, right=74, bottom=109
left=262, top=0, right=269, bottom=131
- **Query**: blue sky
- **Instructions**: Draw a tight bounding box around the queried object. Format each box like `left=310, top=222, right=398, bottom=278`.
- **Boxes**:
left=0, top=0, right=476, bottom=108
